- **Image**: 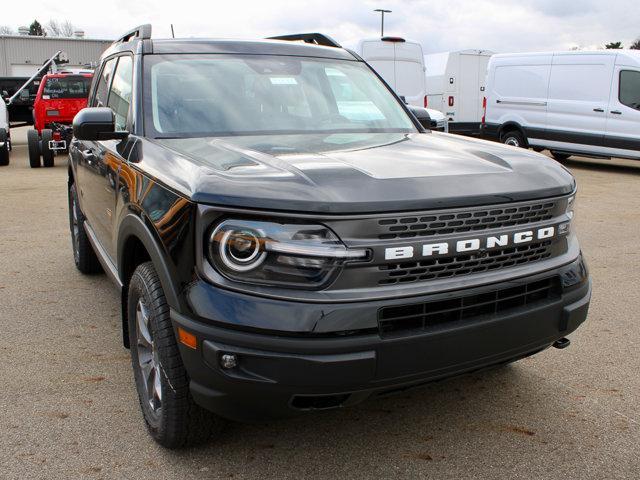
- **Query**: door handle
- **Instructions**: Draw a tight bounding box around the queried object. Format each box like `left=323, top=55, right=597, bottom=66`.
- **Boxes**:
left=593, top=108, right=604, bottom=112
left=80, top=149, right=96, bottom=164
left=611, top=111, right=622, bottom=115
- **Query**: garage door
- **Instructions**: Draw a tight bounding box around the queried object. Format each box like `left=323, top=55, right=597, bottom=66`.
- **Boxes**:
left=10, top=64, right=43, bottom=77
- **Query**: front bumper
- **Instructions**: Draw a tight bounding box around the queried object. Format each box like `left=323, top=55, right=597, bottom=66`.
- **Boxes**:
left=172, top=257, right=591, bottom=421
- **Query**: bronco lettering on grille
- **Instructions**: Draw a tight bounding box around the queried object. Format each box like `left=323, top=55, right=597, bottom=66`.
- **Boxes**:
left=384, top=226, right=555, bottom=260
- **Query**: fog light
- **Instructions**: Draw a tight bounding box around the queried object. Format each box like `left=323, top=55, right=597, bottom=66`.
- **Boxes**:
left=220, top=353, right=238, bottom=369
left=558, top=222, right=571, bottom=235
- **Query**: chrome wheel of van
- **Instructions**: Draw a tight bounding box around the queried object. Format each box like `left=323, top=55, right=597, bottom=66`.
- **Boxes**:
left=502, top=130, right=526, bottom=149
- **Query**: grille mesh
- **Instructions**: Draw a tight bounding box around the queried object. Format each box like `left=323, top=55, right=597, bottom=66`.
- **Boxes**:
left=378, top=201, right=556, bottom=240
left=378, top=240, right=553, bottom=286
left=378, top=277, right=560, bottom=337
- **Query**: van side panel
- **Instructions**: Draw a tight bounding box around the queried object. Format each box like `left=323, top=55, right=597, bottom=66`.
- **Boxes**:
left=486, top=54, right=552, bottom=139
left=544, top=53, right=614, bottom=147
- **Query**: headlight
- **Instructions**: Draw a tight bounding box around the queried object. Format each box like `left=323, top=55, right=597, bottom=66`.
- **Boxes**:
left=208, top=219, right=368, bottom=289
left=558, top=194, right=575, bottom=236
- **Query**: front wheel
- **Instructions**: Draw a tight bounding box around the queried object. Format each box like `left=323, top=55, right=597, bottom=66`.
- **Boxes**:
left=128, top=261, right=224, bottom=448
left=501, top=130, right=526, bottom=148
left=0, top=128, right=9, bottom=166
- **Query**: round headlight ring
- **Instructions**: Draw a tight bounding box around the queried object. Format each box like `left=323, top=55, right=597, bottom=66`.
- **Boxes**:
left=214, top=227, right=267, bottom=272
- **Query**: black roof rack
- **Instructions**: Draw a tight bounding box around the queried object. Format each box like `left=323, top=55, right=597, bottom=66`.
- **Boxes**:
left=268, top=33, right=341, bottom=48
left=114, top=24, right=152, bottom=45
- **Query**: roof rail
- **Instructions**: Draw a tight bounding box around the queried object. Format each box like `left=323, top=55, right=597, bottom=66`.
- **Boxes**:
left=114, top=24, right=152, bottom=45
left=268, top=33, right=341, bottom=48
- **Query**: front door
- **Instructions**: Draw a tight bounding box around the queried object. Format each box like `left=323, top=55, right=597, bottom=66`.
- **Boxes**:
left=74, top=55, right=134, bottom=260
left=605, top=67, right=640, bottom=159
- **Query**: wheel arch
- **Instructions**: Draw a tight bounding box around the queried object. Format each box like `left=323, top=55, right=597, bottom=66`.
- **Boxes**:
left=499, top=121, right=527, bottom=140
left=117, top=214, right=183, bottom=348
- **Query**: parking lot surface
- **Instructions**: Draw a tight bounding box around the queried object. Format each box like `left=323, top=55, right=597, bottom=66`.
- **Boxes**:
left=1, top=127, right=639, bottom=479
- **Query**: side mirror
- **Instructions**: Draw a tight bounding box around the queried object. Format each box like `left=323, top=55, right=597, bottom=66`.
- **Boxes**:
left=399, top=95, right=407, bottom=104
left=406, top=105, right=432, bottom=129
left=73, top=107, right=128, bottom=141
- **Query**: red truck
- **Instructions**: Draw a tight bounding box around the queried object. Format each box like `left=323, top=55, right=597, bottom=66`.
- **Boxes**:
left=28, top=71, right=92, bottom=168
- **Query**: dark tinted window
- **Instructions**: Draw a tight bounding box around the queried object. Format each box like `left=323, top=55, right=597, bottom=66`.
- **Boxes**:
left=93, top=59, right=116, bottom=107
left=43, top=76, right=91, bottom=99
left=619, top=70, right=640, bottom=110
left=107, top=56, right=133, bottom=130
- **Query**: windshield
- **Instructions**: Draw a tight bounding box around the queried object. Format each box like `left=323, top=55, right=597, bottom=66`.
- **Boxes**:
left=144, top=54, right=416, bottom=137
left=43, top=76, right=91, bottom=99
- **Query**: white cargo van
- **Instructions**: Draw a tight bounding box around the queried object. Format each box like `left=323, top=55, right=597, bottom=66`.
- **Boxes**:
left=425, top=49, right=494, bottom=134
left=354, top=37, right=427, bottom=108
left=483, top=50, right=640, bottom=160
left=352, top=37, right=446, bottom=130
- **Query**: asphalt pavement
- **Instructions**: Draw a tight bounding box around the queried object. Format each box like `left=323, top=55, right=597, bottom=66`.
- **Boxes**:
left=1, top=127, right=639, bottom=479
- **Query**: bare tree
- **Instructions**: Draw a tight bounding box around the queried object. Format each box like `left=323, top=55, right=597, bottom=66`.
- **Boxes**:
left=631, top=38, right=640, bottom=50
left=0, top=25, right=13, bottom=35
left=46, top=19, right=75, bottom=37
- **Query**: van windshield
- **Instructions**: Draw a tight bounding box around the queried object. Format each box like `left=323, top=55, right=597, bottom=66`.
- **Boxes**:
left=144, top=54, right=416, bottom=137
left=43, top=76, right=91, bottom=99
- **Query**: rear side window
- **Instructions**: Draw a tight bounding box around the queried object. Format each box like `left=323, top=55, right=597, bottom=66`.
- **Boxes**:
left=93, top=58, right=116, bottom=107
left=619, top=70, right=640, bottom=110
left=43, top=76, right=91, bottom=99
left=107, top=56, right=133, bottom=130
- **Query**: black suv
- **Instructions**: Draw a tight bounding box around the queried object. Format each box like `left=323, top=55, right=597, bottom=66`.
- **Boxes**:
left=68, top=25, right=591, bottom=448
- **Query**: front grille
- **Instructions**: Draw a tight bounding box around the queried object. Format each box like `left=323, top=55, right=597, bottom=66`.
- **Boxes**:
left=378, top=240, right=553, bottom=286
left=378, top=277, right=560, bottom=337
left=378, top=201, right=556, bottom=240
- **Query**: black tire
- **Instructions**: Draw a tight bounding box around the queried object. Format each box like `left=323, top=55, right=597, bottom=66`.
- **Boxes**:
left=551, top=151, right=571, bottom=162
left=27, top=129, right=41, bottom=168
left=0, top=128, right=8, bottom=166
left=501, top=130, right=526, bottom=148
left=128, top=261, right=223, bottom=448
left=41, top=129, right=54, bottom=167
left=68, top=184, right=102, bottom=274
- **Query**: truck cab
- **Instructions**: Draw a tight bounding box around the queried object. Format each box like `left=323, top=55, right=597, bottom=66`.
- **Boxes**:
left=28, top=71, right=92, bottom=168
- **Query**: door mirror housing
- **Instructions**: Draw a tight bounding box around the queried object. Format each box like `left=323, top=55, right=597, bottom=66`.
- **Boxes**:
left=406, top=105, right=432, bottom=129
left=73, top=107, right=128, bottom=141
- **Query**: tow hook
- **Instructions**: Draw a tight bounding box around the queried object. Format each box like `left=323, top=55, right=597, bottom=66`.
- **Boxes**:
left=553, top=337, right=571, bottom=349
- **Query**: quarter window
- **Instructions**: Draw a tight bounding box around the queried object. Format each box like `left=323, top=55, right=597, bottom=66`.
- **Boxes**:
left=92, top=58, right=116, bottom=107
left=107, top=56, right=134, bottom=131
left=619, top=70, right=640, bottom=110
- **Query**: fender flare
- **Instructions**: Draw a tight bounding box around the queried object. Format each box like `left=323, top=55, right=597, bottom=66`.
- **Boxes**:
left=117, top=213, right=183, bottom=311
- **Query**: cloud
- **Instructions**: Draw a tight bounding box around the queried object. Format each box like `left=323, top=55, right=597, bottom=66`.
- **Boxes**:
left=2, top=0, right=638, bottom=52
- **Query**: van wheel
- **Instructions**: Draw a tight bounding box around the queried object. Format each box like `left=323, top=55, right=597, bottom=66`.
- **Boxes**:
left=0, top=128, right=9, bottom=166
left=551, top=151, right=571, bottom=161
left=501, top=130, right=526, bottom=148
left=28, top=129, right=41, bottom=168
left=41, top=129, right=54, bottom=168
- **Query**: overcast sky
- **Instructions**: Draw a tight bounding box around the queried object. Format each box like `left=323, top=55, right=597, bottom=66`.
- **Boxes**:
left=2, top=0, right=639, bottom=53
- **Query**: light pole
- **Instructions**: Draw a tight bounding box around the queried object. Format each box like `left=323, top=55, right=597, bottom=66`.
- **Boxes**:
left=374, top=9, right=392, bottom=37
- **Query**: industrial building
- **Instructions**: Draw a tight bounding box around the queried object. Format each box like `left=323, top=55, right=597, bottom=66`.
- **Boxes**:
left=0, top=33, right=112, bottom=76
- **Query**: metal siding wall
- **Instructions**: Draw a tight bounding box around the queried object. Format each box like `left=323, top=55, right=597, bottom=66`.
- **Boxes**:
left=0, top=36, right=112, bottom=76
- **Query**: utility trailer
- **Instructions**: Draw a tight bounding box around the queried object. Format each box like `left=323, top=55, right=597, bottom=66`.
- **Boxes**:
left=425, top=49, right=494, bottom=135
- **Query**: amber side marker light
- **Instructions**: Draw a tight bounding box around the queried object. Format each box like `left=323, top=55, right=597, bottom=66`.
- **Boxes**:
left=177, top=327, right=197, bottom=350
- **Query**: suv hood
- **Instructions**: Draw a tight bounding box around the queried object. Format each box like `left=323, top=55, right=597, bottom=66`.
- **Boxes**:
left=142, top=132, right=574, bottom=213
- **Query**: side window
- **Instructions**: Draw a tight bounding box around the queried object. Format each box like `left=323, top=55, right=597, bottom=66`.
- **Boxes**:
left=619, top=70, right=640, bottom=111
left=108, top=56, right=134, bottom=131
left=92, top=59, right=116, bottom=107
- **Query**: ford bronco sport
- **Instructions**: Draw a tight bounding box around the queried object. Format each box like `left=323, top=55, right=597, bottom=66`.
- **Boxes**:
left=68, top=25, right=591, bottom=448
